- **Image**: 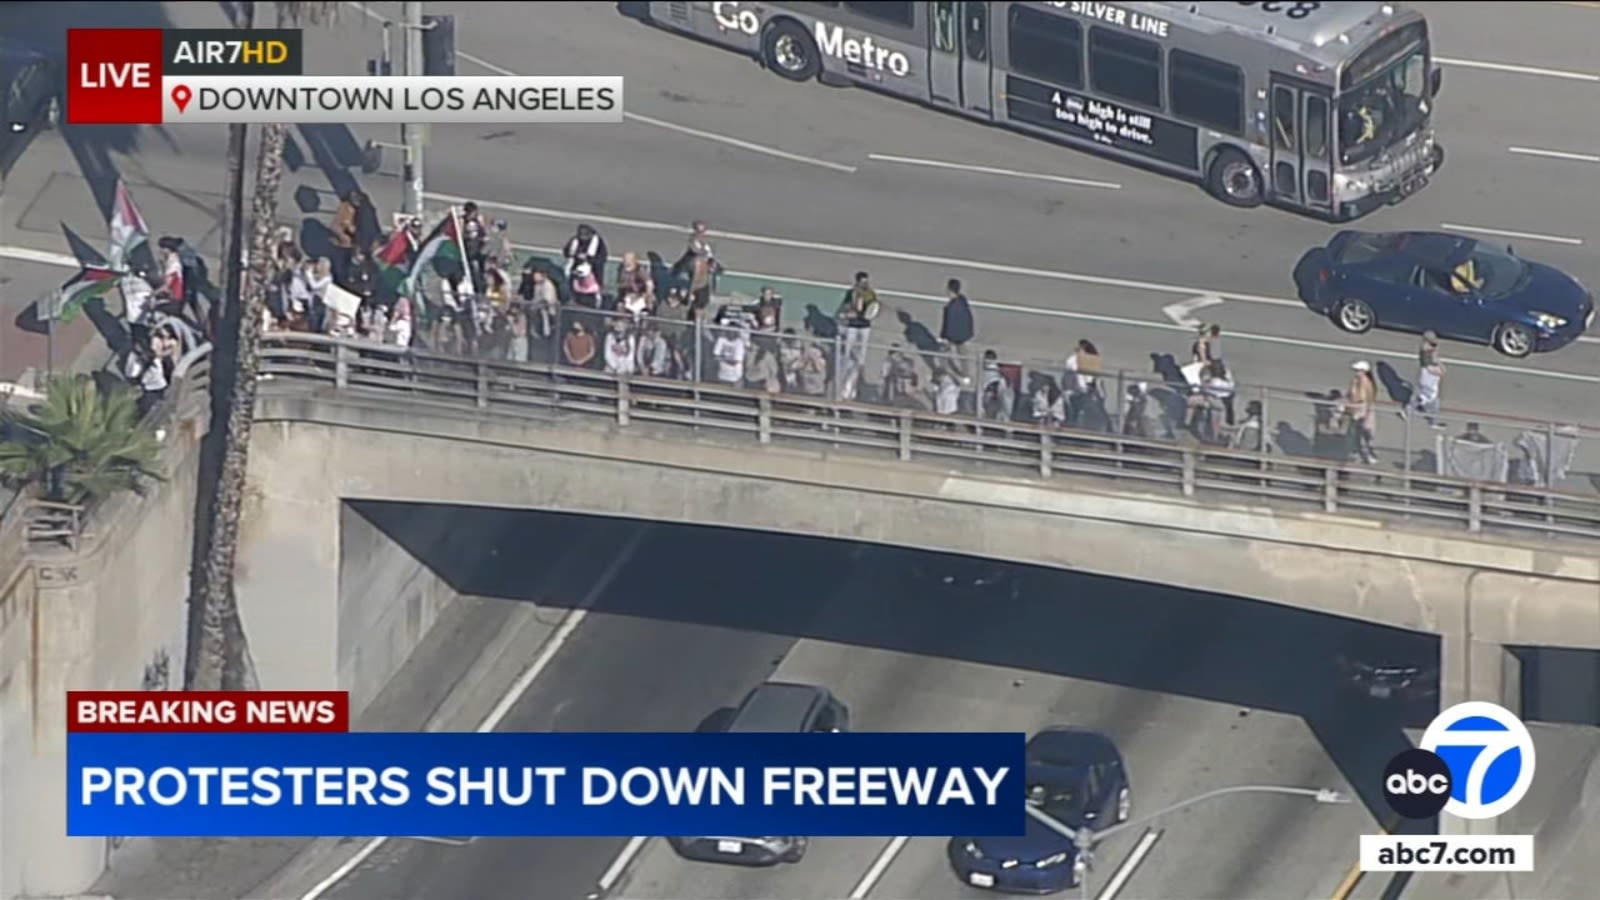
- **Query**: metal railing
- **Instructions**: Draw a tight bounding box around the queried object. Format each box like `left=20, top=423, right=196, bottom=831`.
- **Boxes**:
left=255, top=332, right=1600, bottom=540
left=326, top=287, right=1600, bottom=494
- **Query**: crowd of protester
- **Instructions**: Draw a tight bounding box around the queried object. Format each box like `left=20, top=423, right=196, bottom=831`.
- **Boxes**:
left=116, top=236, right=214, bottom=417
left=234, top=197, right=1578, bottom=483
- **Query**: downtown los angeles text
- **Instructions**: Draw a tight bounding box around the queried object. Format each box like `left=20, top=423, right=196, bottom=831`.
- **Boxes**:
left=66, top=28, right=622, bottom=125
left=1359, top=835, right=1534, bottom=873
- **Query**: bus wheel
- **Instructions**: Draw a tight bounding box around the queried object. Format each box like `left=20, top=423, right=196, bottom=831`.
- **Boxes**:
left=762, top=20, right=820, bottom=82
left=1207, top=148, right=1263, bottom=208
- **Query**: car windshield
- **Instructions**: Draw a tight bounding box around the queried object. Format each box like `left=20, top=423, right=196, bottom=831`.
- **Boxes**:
left=1025, top=777, right=1086, bottom=825
left=1338, top=47, right=1429, bottom=166
left=1467, top=243, right=1527, bottom=299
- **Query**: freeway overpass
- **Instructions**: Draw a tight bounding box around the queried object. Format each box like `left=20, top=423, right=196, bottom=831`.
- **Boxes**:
left=239, top=334, right=1600, bottom=727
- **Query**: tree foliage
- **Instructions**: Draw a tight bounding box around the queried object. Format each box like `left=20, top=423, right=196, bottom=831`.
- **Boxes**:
left=0, top=375, right=164, bottom=504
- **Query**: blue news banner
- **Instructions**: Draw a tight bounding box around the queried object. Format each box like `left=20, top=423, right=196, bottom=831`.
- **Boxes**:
left=68, top=732, right=1024, bottom=838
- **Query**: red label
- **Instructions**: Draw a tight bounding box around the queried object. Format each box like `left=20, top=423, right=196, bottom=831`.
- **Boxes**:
left=67, top=691, right=350, bottom=732
left=67, top=29, right=165, bottom=125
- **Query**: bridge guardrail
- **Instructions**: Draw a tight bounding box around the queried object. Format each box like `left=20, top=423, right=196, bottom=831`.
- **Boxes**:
left=256, top=333, right=1600, bottom=540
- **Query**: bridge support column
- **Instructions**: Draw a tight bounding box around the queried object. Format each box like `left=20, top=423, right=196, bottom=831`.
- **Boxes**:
left=1438, top=629, right=1522, bottom=836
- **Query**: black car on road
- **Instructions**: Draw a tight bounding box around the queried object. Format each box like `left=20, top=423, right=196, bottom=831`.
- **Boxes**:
left=668, top=682, right=849, bottom=867
left=1293, top=230, right=1593, bottom=357
left=0, top=37, right=57, bottom=173
left=948, top=727, right=1131, bottom=894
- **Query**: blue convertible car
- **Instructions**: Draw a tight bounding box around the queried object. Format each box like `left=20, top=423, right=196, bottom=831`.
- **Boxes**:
left=1293, top=230, right=1594, bottom=358
left=948, top=728, right=1130, bottom=895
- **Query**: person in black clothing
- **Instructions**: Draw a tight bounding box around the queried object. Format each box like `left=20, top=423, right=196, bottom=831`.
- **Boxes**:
left=940, top=277, right=975, bottom=374
left=345, top=247, right=377, bottom=309
left=563, top=224, right=609, bottom=289
left=461, top=201, right=489, bottom=290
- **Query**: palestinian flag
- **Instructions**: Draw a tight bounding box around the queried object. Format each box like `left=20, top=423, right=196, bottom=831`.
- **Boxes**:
left=406, top=208, right=474, bottom=298
left=52, top=266, right=121, bottom=323
left=108, top=180, right=150, bottom=272
left=373, top=227, right=413, bottom=296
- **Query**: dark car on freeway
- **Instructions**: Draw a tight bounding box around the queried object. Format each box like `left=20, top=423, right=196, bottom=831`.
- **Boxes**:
left=668, top=681, right=849, bottom=868
left=948, top=727, right=1130, bottom=895
left=1335, top=630, right=1439, bottom=703
left=0, top=37, right=57, bottom=173
left=1293, top=230, right=1594, bottom=358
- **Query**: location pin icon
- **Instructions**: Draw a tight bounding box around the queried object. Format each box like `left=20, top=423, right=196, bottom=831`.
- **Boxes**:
left=172, top=84, right=192, bottom=113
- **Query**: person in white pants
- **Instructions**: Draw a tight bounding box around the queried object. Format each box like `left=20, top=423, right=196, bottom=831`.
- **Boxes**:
left=1402, top=330, right=1444, bottom=427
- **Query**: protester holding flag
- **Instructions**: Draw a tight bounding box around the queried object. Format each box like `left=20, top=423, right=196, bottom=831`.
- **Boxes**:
left=121, top=268, right=157, bottom=347
left=371, top=227, right=413, bottom=303
left=406, top=208, right=475, bottom=335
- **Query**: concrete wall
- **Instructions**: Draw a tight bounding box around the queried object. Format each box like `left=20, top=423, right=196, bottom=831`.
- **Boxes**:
left=338, top=502, right=487, bottom=717
left=234, top=389, right=1600, bottom=706
left=0, top=386, right=208, bottom=899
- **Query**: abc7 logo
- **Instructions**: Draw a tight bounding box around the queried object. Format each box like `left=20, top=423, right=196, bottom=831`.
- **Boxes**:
left=1384, top=701, right=1536, bottom=820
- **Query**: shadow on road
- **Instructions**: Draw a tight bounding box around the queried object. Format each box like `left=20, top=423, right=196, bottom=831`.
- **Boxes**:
left=358, top=503, right=1447, bottom=827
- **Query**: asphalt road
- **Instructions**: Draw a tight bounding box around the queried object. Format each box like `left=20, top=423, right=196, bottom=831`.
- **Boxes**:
left=313, top=518, right=1416, bottom=900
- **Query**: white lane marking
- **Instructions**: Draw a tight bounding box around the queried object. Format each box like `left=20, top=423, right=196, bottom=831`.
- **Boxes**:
left=297, top=531, right=647, bottom=900
left=867, top=153, right=1121, bottom=190
left=1439, top=222, right=1585, bottom=247
left=0, top=245, right=80, bottom=268
left=620, top=110, right=859, bottom=173
left=1161, top=293, right=1225, bottom=329
left=399, top=836, right=474, bottom=847
left=849, top=835, right=911, bottom=898
left=512, top=242, right=1600, bottom=384
left=1096, top=828, right=1163, bottom=900
left=1436, top=56, right=1600, bottom=82
left=595, top=835, right=651, bottom=893
left=455, top=50, right=858, bottom=174
left=1508, top=146, right=1600, bottom=164
left=434, top=192, right=1298, bottom=308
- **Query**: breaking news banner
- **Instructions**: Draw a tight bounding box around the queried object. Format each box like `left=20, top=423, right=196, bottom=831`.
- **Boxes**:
left=66, top=27, right=621, bottom=125
left=66, top=692, right=1024, bottom=838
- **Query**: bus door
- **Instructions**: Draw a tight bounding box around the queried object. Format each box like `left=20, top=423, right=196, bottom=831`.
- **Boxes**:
left=927, top=1, right=992, bottom=116
left=1267, top=77, right=1334, bottom=214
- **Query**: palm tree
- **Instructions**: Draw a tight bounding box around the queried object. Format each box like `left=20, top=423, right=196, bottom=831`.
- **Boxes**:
left=0, top=374, right=163, bottom=504
left=186, top=0, right=341, bottom=691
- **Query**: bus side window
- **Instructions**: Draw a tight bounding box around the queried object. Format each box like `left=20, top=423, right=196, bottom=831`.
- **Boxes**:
left=934, top=2, right=957, bottom=53
left=1304, top=95, right=1329, bottom=160
left=964, top=3, right=988, bottom=63
left=1272, top=86, right=1297, bottom=151
left=1168, top=50, right=1243, bottom=136
left=1007, top=6, right=1082, bottom=89
left=1087, top=27, right=1162, bottom=109
left=845, top=1, right=915, bottom=29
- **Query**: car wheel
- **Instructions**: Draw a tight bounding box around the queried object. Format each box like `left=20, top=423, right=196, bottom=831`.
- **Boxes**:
left=1333, top=298, right=1376, bottom=334
left=762, top=20, right=820, bottom=82
left=1493, top=322, right=1534, bottom=358
left=1206, top=148, right=1263, bottom=208
left=780, top=839, right=807, bottom=863
left=1116, top=787, right=1131, bottom=823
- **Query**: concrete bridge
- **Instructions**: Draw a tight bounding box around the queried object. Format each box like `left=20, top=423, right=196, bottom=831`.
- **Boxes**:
left=238, top=335, right=1600, bottom=730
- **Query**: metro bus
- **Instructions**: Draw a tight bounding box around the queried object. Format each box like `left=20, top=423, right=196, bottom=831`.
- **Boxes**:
left=630, top=1, right=1445, bottom=220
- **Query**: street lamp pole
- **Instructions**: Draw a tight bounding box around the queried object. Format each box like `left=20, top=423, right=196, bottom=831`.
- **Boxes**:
left=1026, top=784, right=1351, bottom=900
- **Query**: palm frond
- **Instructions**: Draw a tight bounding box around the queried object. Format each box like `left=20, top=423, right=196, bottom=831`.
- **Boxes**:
left=0, top=374, right=164, bottom=503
